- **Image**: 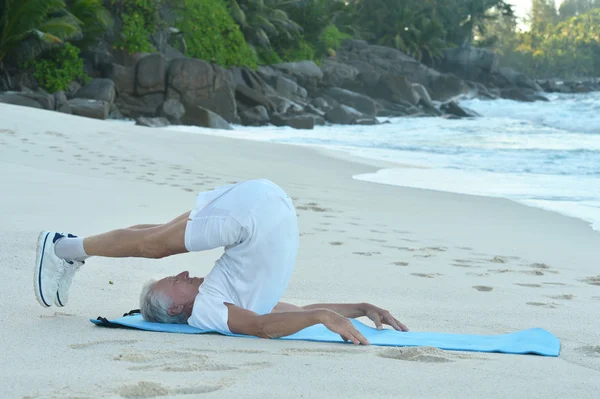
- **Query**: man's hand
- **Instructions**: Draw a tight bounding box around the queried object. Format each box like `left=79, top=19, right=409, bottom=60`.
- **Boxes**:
left=363, top=304, right=409, bottom=331
left=321, top=311, right=370, bottom=345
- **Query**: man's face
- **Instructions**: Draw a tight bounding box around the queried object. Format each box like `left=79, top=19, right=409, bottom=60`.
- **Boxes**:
left=153, top=271, right=203, bottom=307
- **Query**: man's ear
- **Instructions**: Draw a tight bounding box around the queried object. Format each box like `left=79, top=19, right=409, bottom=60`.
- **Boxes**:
left=168, top=304, right=184, bottom=316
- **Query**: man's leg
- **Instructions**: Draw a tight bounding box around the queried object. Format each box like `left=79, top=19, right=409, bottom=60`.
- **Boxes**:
left=77, top=211, right=191, bottom=259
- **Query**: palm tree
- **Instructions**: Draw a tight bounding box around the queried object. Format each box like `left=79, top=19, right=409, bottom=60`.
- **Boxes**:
left=0, top=0, right=81, bottom=65
left=228, top=0, right=302, bottom=50
left=65, top=0, right=113, bottom=47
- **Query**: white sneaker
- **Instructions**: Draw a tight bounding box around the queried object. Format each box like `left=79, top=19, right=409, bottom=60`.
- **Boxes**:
left=55, top=258, right=85, bottom=307
left=34, top=231, right=66, bottom=307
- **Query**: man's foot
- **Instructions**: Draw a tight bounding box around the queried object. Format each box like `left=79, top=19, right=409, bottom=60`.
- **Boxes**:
left=55, top=258, right=85, bottom=307
left=34, top=231, right=67, bottom=307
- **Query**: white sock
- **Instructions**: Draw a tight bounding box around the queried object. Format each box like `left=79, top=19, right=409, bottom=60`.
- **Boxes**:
left=54, top=236, right=89, bottom=262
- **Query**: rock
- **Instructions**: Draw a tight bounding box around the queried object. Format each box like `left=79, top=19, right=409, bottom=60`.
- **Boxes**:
left=230, top=67, right=273, bottom=95
left=354, top=117, right=380, bottom=125
left=240, top=105, right=270, bottom=126
left=235, top=84, right=274, bottom=111
left=369, top=74, right=418, bottom=105
left=320, top=59, right=360, bottom=87
left=167, top=58, right=238, bottom=123
left=162, top=44, right=186, bottom=61
left=311, top=97, right=332, bottom=111
left=441, top=114, right=461, bottom=120
left=53, top=91, right=68, bottom=110
left=304, top=104, right=325, bottom=117
left=136, top=54, right=166, bottom=95
left=428, top=73, right=470, bottom=101
left=107, top=63, right=135, bottom=95
left=272, top=61, right=324, bottom=80
left=66, top=81, right=81, bottom=99
left=181, top=105, right=233, bottom=130
left=159, top=99, right=185, bottom=124
left=67, top=99, right=110, bottom=119
left=109, top=103, right=123, bottom=119
left=324, top=87, right=379, bottom=117
left=115, top=93, right=164, bottom=118
left=411, top=84, right=435, bottom=109
left=0, top=92, right=44, bottom=109
left=58, top=104, right=72, bottom=114
left=275, top=76, right=306, bottom=99
left=496, top=67, right=542, bottom=92
left=440, top=100, right=479, bottom=118
left=266, top=95, right=304, bottom=115
left=75, top=78, right=115, bottom=105
left=440, top=47, right=497, bottom=82
left=324, top=105, right=363, bottom=125
left=500, top=88, right=539, bottom=102
left=135, top=116, right=171, bottom=127
left=270, top=114, right=317, bottom=130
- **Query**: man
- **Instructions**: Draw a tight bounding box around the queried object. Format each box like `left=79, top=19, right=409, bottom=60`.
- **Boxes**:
left=34, top=179, right=408, bottom=345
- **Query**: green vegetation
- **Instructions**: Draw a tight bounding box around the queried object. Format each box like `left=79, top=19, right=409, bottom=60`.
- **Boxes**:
left=173, top=0, right=258, bottom=67
left=29, top=42, right=88, bottom=92
left=1, top=0, right=598, bottom=90
left=477, top=2, right=600, bottom=78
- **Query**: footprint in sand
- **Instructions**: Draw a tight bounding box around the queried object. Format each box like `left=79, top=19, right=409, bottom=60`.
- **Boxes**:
left=547, top=294, right=575, bottom=300
left=411, top=273, right=442, bottom=278
left=577, top=346, right=600, bottom=357
left=473, top=285, right=493, bottom=292
left=526, top=302, right=558, bottom=309
left=378, top=347, right=480, bottom=363
left=392, top=261, right=409, bottom=266
left=582, top=276, right=600, bottom=286
left=329, top=242, right=343, bottom=246
left=70, top=339, right=138, bottom=349
left=353, top=251, right=381, bottom=256
left=515, top=283, right=543, bottom=288
left=118, top=381, right=222, bottom=398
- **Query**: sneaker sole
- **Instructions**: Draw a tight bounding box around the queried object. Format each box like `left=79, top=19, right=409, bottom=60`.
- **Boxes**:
left=33, top=231, right=52, bottom=307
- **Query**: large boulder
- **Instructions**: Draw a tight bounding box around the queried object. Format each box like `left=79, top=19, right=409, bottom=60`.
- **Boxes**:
left=67, top=99, right=110, bottom=119
left=440, top=100, right=479, bottom=118
left=240, top=105, right=270, bottom=126
left=324, top=105, right=364, bottom=125
left=115, top=93, right=165, bottom=118
left=135, top=116, right=171, bottom=127
left=428, top=73, right=470, bottom=101
left=275, top=76, right=307, bottom=99
left=439, top=47, right=497, bottom=82
left=271, top=61, right=324, bottom=80
left=181, top=105, right=233, bottom=130
left=411, top=83, right=438, bottom=112
left=496, top=67, right=542, bottom=92
left=75, top=78, right=115, bottom=105
left=323, top=87, right=379, bottom=117
left=270, top=114, right=317, bottom=130
left=167, top=58, right=238, bottom=123
left=230, top=67, right=274, bottom=95
left=266, top=95, right=304, bottom=115
left=136, top=54, right=167, bottom=95
left=106, top=63, right=135, bottom=96
left=159, top=99, right=185, bottom=124
left=235, top=84, right=275, bottom=112
left=368, top=74, right=418, bottom=105
left=320, top=59, right=360, bottom=88
left=0, top=92, right=45, bottom=109
left=500, top=88, right=548, bottom=102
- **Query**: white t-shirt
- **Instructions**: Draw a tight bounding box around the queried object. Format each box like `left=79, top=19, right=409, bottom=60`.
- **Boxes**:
left=186, top=179, right=298, bottom=334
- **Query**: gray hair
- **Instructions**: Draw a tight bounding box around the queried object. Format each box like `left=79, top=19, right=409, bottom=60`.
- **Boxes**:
left=139, top=279, right=189, bottom=324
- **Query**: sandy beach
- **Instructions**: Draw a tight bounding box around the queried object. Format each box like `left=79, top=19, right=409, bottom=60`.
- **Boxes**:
left=1, top=102, right=599, bottom=398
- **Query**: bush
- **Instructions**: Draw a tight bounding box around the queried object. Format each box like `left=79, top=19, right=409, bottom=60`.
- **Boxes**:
left=281, top=40, right=316, bottom=62
left=29, top=43, right=88, bottom=93
left=174, top=0, right=258, bottom=68
left=318, top=24, right=351, bottom=57
left=110, top=0, right=159, bottom=53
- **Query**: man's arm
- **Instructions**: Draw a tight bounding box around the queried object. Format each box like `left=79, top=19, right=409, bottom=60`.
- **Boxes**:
left=272, top=302, right=408, bottom=331
left=225, top=303, right=369, bottom=345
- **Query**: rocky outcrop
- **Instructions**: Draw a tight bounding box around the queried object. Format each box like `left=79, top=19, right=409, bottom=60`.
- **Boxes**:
left=135, top=116, right=170, bottom=127
left=67, top=98, right=110, bottom=119
left=167, top=58, right=238, bottom=123
left=75, top=78, right=116, bottom=105
left=136, top=54, right=167, bottom=96
left=323, top=87, right=379, bottom=117
left=181, top=105, right=233, bottom=130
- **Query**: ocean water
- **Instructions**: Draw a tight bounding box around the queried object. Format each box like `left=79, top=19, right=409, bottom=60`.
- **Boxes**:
left=167, top=92, right=600, bottom=231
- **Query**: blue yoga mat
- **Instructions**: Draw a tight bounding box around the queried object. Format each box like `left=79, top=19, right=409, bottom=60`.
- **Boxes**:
left=90, top=314, right=560, bottom=357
